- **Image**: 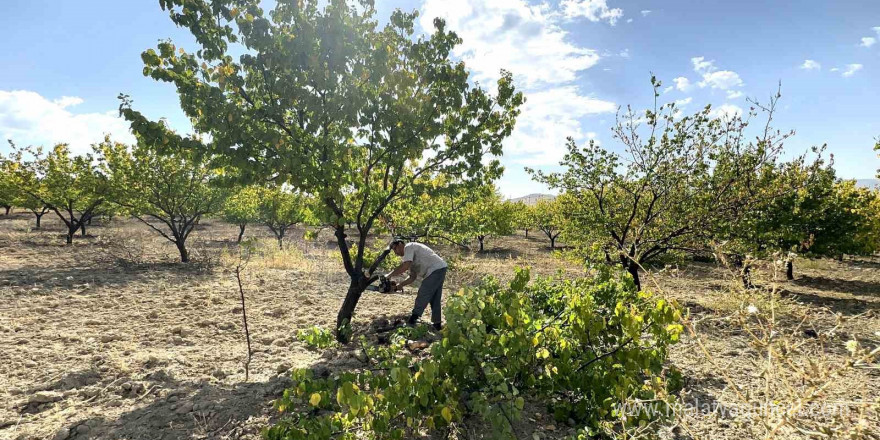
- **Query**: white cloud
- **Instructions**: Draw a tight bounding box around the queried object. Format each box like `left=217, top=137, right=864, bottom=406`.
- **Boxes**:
left=842, top=64, right=863, bottom=77
left=561, top=0, right=624, bottom=25
left=662, top=86, right=673, bottom=94
left=0, top=90, right=134, bottom=156
left=691, top=56, right=714, bottom=73
left=709, top=104, right=743, bottom=119
left=726, top=90, right=744, bottom=99
left=861, top=37, right=876, bottom=48
left=419, top=0, right=616, bottom=168
left=692, top=56, right=743, bottom=90
left=421, top=0, right=601, bottom=87
left=800, top=59, right=821, bottom=70
left=673, top=76, right=692, bottom=92
left=699, top=70, right=743, bottom=90
left=505, top=86, right=616, bottom=165
left=830, top=67, right=840, bottom=72
left=674, top=97, right=692, bottom=107
left=626, top=18, right=633, bottom=23
left=619, top=49, right=630, bottom=58
left=53, top=96, right=85, bottom=108
left=640, top=10, right=651, bottom=16
left=874, top=26, right=880, bottom=35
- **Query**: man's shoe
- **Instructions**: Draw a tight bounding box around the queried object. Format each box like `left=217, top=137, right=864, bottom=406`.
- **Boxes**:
left=432, top=322, right=443, bottom=331
left=407, top=314, right=419, bottom=327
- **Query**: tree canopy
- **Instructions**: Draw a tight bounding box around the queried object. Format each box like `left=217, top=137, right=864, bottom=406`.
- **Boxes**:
left=98, top=135, right=224, bottom=262
left=6, top=144, right=109, bottom=244
left=460, top=187, right=514, bottom=252
left=125, top=0, right=523, bottom=340
left=222, top=185, right=264, bottom=243
left=726, top=161, right=880, bottom=279
left=529, top=81, right=814, bottom=290
left=258, top=187, right=312, bottom=250
left=532, top=197, right=565, bottom=249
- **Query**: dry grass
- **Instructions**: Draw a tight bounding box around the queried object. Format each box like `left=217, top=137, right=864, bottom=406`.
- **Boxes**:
left=0, top=212, right=877, bottom=440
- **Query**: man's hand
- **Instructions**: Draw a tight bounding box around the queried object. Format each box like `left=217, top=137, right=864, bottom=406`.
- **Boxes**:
left=397, top=274, right=416, bottom=289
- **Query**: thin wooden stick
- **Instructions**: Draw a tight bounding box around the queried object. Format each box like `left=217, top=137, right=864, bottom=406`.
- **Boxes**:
left=234, top=250, right=252, bottom=382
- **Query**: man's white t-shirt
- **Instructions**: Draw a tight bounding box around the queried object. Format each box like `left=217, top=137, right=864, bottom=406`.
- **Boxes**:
left=402, top=242, right=447, bottom=279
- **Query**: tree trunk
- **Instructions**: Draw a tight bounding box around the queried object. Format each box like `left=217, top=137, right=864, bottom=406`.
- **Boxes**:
left=742, top=264, right=753, bottom=289
left=276, top=229, right=285, bottom=250
left=478, top=236, right=485, bottom=252
left=336, top=278, right=368, bottom=343
left=35, top=213, right=43, bottom=229
left=626, top=260, right=641, bottom=291
left=550, top=235, right=556, bottom=250
left=786, top=259, right=794, bottom=280
left=80, top=222, right=87, bottom=236
left=237, top=224, right=246, bottom=243
left=176, top=240, right=190, bottom=263
left=524, top=229, right=529, bottom=238
left=2, top=205, right=10, bottom=215
left=66, top=231, right=74, bottom=245
left=87, top=216, right=92, bottom=225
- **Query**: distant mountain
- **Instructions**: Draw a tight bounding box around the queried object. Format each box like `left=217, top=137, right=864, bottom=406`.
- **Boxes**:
left=509, top=193, right=556, bottom=205
left=855, top=179, right=879, bottom=189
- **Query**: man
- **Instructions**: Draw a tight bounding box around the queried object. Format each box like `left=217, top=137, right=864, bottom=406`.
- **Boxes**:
left=386, top=239, right=448, bottom=329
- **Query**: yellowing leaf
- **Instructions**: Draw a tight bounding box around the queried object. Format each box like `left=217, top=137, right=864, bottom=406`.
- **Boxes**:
left=309, top=392, right=321, bottom=407
left=504, top=313, right=513, bottom=326
left=441, top=406, right=453, bottom=423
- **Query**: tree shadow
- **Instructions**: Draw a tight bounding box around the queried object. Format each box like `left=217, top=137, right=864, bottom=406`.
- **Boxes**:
left=63, top=373, right=292, bottom=440
left=474, top=247, right=522, bottom=259
left=0, top=261, right=216, bottom=294
left=780, top=288, right=878, bottom=315
left=837, top=257, right=880, bottom=271
left=57, top=316, right=429, bottom=440
left=678, top=373, right=731, bottom=418
left=542, top=245, right=572, bottom=253
left=792, top=275, right=880, bottom=298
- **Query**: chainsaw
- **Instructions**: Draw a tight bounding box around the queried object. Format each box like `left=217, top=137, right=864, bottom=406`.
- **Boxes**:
left=364, top=246, right=408, bottom=293
left=366, top=275, right=401, bottom=293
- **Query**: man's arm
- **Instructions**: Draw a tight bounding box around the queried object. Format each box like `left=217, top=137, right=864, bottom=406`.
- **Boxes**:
left=387, top=261, right=412, bottom=278
left=396, top=270, right=417, bottom=288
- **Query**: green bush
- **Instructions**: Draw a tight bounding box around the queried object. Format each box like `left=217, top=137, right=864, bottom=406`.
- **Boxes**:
left=266, top=266, right=682, bottom=439
left=296, top=326, right=337, bottom=350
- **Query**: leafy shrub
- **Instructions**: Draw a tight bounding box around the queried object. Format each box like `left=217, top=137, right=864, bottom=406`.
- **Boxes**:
left=266, top=266, right=682, bottom=439
left=296, top=326, right=337, bottom=350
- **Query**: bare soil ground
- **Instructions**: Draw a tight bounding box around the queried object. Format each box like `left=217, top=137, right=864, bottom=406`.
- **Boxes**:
left=1, top=213, right=877, bottom=440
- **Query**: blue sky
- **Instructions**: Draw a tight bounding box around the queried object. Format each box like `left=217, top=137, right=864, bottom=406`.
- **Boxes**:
left=1, top=0, right=878, bottom=198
